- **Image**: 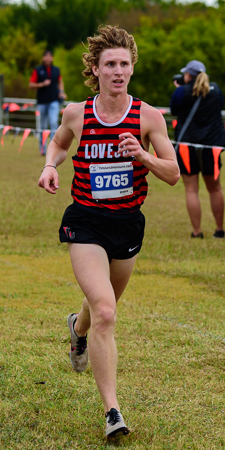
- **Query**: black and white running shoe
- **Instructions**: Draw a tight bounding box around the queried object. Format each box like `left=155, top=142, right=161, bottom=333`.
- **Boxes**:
left=105, top=408, right=129, bottom=438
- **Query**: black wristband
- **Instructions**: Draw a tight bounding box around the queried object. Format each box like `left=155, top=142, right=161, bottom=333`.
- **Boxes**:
left=41, top=164, right=57, bottom=172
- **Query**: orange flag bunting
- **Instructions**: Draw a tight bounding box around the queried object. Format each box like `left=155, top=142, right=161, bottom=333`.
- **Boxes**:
left=2, top=103, right=9, bottom=110
left=18, top=129, right=31, bottom=152
left=179, top=143, right=191, bottom=174
left=41, top=130, right=51, bottom=154
left=1, top=126, right=12, bottom=146
left=9, top=103, right=21, bottom=112
left=172, top=119, right=177, bottom=129
left=212, top=147, right=223, bottom=180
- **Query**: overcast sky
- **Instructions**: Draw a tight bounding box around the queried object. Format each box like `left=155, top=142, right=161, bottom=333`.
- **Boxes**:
left=179, top=0, right=217, bottom=4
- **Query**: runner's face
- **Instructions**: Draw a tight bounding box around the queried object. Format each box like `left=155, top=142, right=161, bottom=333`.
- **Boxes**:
left=92, top=48, right=134, bottom=94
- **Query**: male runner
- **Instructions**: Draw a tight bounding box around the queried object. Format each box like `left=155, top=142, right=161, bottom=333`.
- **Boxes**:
left=38, top=25, right=180, bottom=438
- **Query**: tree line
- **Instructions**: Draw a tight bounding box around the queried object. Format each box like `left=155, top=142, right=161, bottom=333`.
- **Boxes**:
left=1, top=0, right=225, bottom=107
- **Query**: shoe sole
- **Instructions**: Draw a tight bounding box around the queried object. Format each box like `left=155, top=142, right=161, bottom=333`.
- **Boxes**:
left=67, top=313, right=76, bottom=331
left=67, top=313, right=88, bottom=373
left=67, top=314, right=78, bottom=371
left=106, top=427, right=130, bottom=438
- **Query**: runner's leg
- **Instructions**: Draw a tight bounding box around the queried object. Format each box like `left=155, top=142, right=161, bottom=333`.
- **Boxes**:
left=110, top=256, right=137, bottom=301
left=74, top=256, right=137, bottom=334
left=68, top=243, right=136, bottom=413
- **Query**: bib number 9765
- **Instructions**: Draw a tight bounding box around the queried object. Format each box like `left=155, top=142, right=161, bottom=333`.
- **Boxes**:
left=90, top=162, right=133, bottom=199
left=95, top=173, right=129, bottom=189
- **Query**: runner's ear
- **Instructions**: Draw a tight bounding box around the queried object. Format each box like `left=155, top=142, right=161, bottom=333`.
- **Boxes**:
left=92, top=65, right=98, bottom=77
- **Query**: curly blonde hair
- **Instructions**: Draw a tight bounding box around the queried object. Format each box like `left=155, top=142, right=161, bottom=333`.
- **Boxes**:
left=82, top=25, right=138, bottom=93
left=192, top=72, right=210, bottom=98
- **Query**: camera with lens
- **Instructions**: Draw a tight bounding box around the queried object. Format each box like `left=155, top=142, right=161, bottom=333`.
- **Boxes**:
left=172, top=74, right=185, bottom=85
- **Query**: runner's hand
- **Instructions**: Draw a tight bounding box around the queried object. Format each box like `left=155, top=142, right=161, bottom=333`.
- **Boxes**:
left=118, top=132, right=145, bottom=162
left=38, top=167, right=59, bottom=194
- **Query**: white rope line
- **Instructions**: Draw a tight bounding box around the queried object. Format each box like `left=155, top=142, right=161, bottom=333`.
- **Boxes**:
left=171, top=140, right=225, bottom=151
left=0, top=124, right=225, bottom=151
left=0, top=124, right=58, bottom=133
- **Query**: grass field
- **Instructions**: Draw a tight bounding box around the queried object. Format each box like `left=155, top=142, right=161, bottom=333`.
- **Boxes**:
left=0, top=136, right=225, bottom=449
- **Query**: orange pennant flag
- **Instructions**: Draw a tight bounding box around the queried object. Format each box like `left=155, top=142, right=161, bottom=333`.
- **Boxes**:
left=23, top=103, right=34, bottom=109
left=41, top=130, right=51, bottom=154
left=1, top=126, right=12, bottom=146
left=179, top=143, right=191, bottom=173
left=18, top=128, right=31, bottom=152
left=9, top=103, right=21, bottom=112
left=2, top=103, right=9, bottom=111
left=212, top=147, right=223, bottom=180
left=172, top=119, right=177, bottom=129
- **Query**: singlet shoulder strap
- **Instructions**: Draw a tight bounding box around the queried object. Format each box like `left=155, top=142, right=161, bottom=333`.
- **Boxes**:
left=93, top=95, right=133, bottom=127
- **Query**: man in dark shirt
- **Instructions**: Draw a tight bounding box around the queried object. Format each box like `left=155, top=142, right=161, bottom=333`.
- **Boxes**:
left=29, top=50, right=67, bottom=155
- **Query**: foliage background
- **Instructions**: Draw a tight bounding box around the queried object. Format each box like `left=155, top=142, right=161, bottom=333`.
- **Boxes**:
left=1, top=0, right=225, bottom=106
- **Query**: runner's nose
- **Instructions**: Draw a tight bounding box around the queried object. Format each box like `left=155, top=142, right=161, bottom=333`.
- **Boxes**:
left=115, top=63, right=122, bottom=75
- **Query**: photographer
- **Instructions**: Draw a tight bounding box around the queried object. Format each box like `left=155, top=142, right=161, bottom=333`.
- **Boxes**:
left=170, top=60, right=225, bottom=238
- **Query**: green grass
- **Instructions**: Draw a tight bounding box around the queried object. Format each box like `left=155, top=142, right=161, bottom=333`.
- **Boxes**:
left=0, top=136, right=225, bottom=449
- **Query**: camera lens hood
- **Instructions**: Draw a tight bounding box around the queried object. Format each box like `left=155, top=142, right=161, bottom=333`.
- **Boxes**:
left=173, top=74, right=185, bottom=85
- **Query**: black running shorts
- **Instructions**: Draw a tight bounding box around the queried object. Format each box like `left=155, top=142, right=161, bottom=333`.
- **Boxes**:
left=177, top=145, right=222, bottom=176
left=59, top=202, right=145, bottom=262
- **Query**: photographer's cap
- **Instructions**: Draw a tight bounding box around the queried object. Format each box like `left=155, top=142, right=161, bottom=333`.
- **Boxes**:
left=180, top=60, right=206, bottom=77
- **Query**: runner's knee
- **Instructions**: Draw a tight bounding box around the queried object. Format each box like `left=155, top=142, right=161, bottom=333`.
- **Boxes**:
left=92, top=305, right=116, bottom=332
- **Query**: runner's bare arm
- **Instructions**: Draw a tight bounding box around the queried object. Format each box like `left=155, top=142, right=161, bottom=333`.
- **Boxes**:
left=38, top=102, right=85, bottom=194
left=118, top=102, right=180, bottom=186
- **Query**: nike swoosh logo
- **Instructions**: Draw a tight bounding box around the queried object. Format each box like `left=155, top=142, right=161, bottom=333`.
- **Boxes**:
left=128, top=245, right=139, bottom=252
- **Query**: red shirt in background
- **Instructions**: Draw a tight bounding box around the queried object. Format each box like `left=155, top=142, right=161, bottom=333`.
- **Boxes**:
left=30, top=66, right=62, bottom=83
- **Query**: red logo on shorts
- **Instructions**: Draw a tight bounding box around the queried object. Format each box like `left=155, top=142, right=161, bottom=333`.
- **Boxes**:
left=63, top=227, right=75, bottom=239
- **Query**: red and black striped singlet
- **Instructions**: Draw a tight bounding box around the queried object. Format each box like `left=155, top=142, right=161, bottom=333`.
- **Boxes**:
left=71, top=95, right=149, bottom=213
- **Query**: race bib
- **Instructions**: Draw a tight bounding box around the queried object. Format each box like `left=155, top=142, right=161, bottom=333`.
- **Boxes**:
left=89, top=162, right=133, bottom=199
